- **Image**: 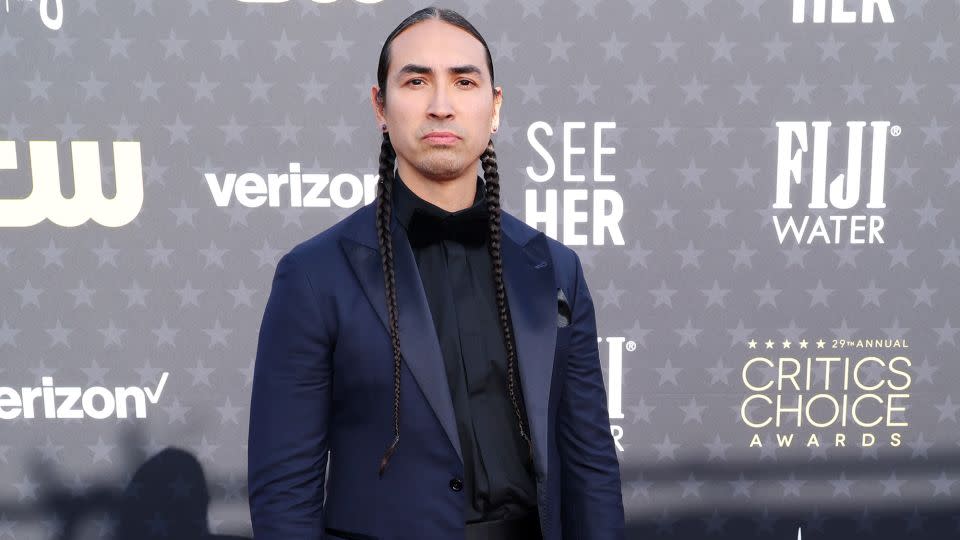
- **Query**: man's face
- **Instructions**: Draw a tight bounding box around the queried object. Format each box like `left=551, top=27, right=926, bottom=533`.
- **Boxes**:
left=372, top=19, right=501, bottom=183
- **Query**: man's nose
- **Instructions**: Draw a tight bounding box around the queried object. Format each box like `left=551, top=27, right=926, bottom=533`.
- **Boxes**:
left=426, top=85, right=454, bottom=118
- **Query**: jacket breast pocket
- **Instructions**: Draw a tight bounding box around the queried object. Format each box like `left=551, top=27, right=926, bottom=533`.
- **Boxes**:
left=556, top=286, right=572, bottom=351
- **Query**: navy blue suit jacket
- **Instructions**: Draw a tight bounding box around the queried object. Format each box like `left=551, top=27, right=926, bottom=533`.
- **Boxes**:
left=248, top=201, right=625, bottom=539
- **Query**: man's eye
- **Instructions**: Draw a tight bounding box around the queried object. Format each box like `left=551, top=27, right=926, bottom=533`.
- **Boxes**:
left=457, top=79, right=476, bottom=87
left=407, top=78, right=424, bottom=86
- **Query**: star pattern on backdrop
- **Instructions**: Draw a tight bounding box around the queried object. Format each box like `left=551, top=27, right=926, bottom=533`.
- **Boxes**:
left=1, top=0, right=958, bottom=537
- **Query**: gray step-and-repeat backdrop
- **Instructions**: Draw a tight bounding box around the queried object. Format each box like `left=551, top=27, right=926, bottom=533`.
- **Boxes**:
left=2, top=0, right=958, bottom=538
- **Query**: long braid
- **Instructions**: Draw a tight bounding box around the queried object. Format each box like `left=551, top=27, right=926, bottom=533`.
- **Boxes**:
left=375, top=132, right=402, bottom=478
left=482, top=139, right=535, bottom=464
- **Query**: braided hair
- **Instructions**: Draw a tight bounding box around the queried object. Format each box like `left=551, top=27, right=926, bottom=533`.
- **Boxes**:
left=373, top=7, right=533, bottom=478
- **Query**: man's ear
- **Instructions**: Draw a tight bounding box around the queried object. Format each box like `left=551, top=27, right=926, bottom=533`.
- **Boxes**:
left=370, top=85, right=386, bottom=126
left=491, top=86, right=503, bottom=132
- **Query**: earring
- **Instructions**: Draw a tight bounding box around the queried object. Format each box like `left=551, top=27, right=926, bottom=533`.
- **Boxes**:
left=381, top=123, right=387, bottom=131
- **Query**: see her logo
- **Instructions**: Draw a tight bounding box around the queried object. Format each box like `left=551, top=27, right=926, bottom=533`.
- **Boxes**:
left=792, top=0, right=894, bottom=23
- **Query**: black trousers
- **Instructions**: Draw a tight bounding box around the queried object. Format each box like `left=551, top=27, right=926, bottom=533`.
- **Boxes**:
left=464, top=511, right=542, bottom=540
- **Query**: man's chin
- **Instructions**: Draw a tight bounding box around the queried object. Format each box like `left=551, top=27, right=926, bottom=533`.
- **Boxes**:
left=414, top=160, right=467, bottom=182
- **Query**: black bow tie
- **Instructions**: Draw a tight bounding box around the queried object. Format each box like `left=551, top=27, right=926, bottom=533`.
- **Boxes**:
left=406, top=204, right=489, bottom=248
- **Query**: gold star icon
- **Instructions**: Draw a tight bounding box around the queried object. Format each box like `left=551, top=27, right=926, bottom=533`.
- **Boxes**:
left=799, top=339, right=808, bottom=349
left=816, top=339, right=826, bottom=349
left=765, top=339, right=774, bottom=349
left=748, top=339, right=757, bottom=349
left=782, top=339, right=791, bottom=348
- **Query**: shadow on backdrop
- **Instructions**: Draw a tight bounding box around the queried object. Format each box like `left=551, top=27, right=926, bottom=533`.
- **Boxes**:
left=0, top=422, right=249, bottom=540
left=2, top=422, right=958, bottom=539
left=111, top=447, right=248, bottom=540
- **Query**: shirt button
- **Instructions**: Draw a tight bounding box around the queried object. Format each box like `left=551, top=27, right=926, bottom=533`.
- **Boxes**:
left=449, top=477, right=463, bottom=492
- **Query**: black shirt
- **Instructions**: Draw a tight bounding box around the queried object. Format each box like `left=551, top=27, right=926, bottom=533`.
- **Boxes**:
left=391, top=172, right=538, bottom=523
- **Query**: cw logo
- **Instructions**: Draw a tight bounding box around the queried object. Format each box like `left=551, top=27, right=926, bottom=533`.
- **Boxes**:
left=0, top=141, right=144, bottom=228
left=237, top=0, right=382, bottom=4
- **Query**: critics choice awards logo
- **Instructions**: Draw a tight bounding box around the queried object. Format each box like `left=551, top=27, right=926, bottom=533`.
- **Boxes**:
left=739, top=337, right=911, bottom=449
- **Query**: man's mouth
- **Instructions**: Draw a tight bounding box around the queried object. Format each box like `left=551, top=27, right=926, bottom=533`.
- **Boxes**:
left=423, top=131, right=460, bottom=144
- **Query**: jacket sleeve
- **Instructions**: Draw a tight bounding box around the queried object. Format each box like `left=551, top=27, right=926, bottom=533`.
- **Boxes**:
left=248, top=250, right=334, bottom=539
left=557, top=251, right=626, bottom=539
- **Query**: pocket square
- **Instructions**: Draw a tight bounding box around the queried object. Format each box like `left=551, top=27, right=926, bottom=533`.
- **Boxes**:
left=557, top=288, right=571, bottom=328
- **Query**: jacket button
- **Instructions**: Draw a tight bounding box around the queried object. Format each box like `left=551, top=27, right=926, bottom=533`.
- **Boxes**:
left=449, top=478, right=463, bottom=492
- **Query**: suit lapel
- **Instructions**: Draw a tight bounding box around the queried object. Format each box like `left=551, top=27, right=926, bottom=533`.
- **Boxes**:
left=341, top=214, right=463, bottom=463
left=499, top=222, right=556, bottom=480
left=340, top=205, right=556, bottom=477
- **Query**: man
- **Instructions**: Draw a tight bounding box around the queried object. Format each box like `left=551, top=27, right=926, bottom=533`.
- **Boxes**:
left=247, top=7, right=625, bottom=540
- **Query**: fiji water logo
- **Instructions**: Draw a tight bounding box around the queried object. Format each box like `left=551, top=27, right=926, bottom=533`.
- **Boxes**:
left=599, top=335, right=640, bottom=452
left=772, top=121, right=898, bottom=245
